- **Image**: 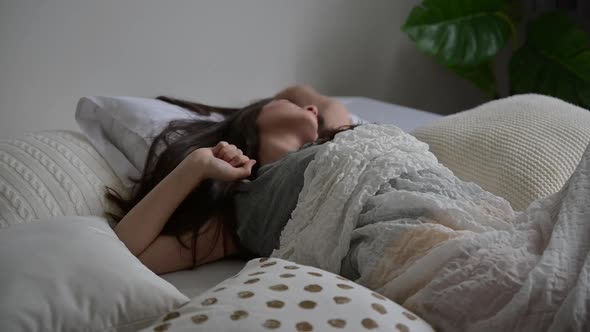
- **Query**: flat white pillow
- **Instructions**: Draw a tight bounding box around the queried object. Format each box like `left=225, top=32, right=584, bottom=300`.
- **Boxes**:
left=413, top=94, right=590, bottom=211
left=141, top=258, right=434, bottom=332
left=0, top=216, right=189, bottom=332
left=75, top=96, right=224, bottom=187
left=75, top=96, right=373, bottom=188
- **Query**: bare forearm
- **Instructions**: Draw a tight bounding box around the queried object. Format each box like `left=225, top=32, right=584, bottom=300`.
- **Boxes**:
left=114, top=160, right=204, bottom=256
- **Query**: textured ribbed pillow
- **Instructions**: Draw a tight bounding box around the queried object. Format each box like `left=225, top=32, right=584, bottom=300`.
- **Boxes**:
left=0, top=130, right=127, bottom=228
left=413, top=94, right=590, bottom=211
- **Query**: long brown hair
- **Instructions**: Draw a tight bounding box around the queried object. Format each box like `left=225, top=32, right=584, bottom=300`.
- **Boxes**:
left=106, top=96, right=354, bottom=266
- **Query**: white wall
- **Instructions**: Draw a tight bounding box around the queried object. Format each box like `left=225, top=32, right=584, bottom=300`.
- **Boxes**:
left=0, top=0, right=487, bottom=139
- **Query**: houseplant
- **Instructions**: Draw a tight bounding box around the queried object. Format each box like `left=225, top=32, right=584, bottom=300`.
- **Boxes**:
left=402, top=0, right=590, bottom=109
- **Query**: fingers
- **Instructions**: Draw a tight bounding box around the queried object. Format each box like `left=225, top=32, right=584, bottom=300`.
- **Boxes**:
left=220, top=147, right=243, bottom=164
left=243, top=159, right=256, bottom=172
left=212, top=141, right=228, bottom=155
left=229, top=154, right=249, bottom=167
left=213, top=141, right=254, bottom=168
left=234, top=159, right=257, bottom=178
left=214, top=142, right=241, bottom=161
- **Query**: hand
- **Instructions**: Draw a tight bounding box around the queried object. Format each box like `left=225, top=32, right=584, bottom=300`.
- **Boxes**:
left=187, top=142, right=256, bottom=182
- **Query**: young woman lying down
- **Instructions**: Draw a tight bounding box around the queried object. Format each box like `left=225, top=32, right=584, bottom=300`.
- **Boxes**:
left=107, top=85, right=353, bottom=274
left=107, top=85, right=590, bottom=331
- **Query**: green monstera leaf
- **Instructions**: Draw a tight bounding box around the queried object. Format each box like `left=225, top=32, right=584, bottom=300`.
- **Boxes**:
left=449, top=62, right=497, bottom=97
left=402, top=0, right=515, bottom=67
left=510, top=12, right=590, bottom=109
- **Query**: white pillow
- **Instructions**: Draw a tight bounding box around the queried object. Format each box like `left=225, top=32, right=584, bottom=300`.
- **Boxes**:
left=0, top=216, right=189, bottom=332
left=0, top=130, right=126, bottom=228
left=75, top=96, right=374, bottom=188
left=413, top=94, right=590, bottom=211
left=75, top=96, right=224, bottom=187
left=141, top=258, right=434, bottom=332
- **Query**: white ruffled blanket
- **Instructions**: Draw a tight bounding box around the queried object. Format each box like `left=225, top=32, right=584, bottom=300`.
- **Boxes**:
left=272, top=124, right=590, bottom=331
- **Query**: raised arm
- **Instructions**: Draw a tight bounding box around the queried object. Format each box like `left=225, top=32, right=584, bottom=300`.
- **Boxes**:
left=114, top=142, right=255, bottom=273
left=114, top=152, right=204, bottom=256
left=275, top=85, right=352, bottom=132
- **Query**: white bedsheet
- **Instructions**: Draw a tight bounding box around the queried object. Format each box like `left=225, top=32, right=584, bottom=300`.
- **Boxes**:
left=160, top=259, right=245, bottom=298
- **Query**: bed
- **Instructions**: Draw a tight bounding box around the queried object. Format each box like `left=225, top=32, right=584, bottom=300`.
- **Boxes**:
left=145, top=95, right=590, bottom=332
left=3, top=94, right=589, bottom=331
left=0, top=96, right=442, bottom=331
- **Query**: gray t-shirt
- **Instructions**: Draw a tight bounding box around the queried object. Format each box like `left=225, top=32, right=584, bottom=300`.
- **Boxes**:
left=234, top=145, right=321, bottom=256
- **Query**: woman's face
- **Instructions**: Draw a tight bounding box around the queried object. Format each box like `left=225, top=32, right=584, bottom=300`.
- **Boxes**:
left=256, top=99, right=320, bottom=165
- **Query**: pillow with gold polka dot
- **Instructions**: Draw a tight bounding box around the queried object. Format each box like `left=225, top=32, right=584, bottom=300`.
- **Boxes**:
left=141, top=258, right=435, bottom=332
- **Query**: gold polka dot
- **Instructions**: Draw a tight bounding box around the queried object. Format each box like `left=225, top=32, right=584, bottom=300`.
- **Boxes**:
left=230, top=310, right=249, bottom=321
left=333, top=296, right=351, bottom=304
left=304, top=284, right=323, bottom=292
left=298, top=300, right=317, bottom=309
left=361, top=318, right=379, bottom=329
left=213, top=287, right=226, bottom=292
left=284, top=265, right=299, bottom=270
left=337, top=283, right=353, bottom=290
left=230, top=274, right=240, bottom=279
left=249, top=271, right=266, bottom=276
left=336, top=275, right=349, bottom=281
left=153, top=323, right=170, bottom=331
left=238, top=291, right=255, bottom=298
left=396, top=323, right=409, bottom=332
left=162, top=311, right=180, bottom=321
left=266, top=300, right=285, bottom=309
left=371, top=303, right=387, bottom=315
left=244, top=278, right=260, bottom=284
left=296, top=321, right=313, bottom=331
left=201, top=297, right=217, bottom=306
left=280, top=273, right=295, bottom=278
left=261, top=261, right=277, bottom=268
left=259, top=257, right=269, bottom=262
left=269, top=284, right=289, bottom=291
left=371, top=292, right=386, bottom=301
left=328, top=319, right=347, bottom=328
left=403, top=312, right=418, bottom=320
left=263, top=319, right=281, bottom=329
left=191, top=314, right=208, bottom=324
left=308, top=272, right=322, bottom=277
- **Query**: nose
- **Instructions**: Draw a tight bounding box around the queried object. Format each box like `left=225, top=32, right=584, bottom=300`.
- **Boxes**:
left=304, top=105, right=319, bottom=117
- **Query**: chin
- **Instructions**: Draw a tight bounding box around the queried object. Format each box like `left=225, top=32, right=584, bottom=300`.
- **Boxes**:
left=307, top=125, right=319, bottom=142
